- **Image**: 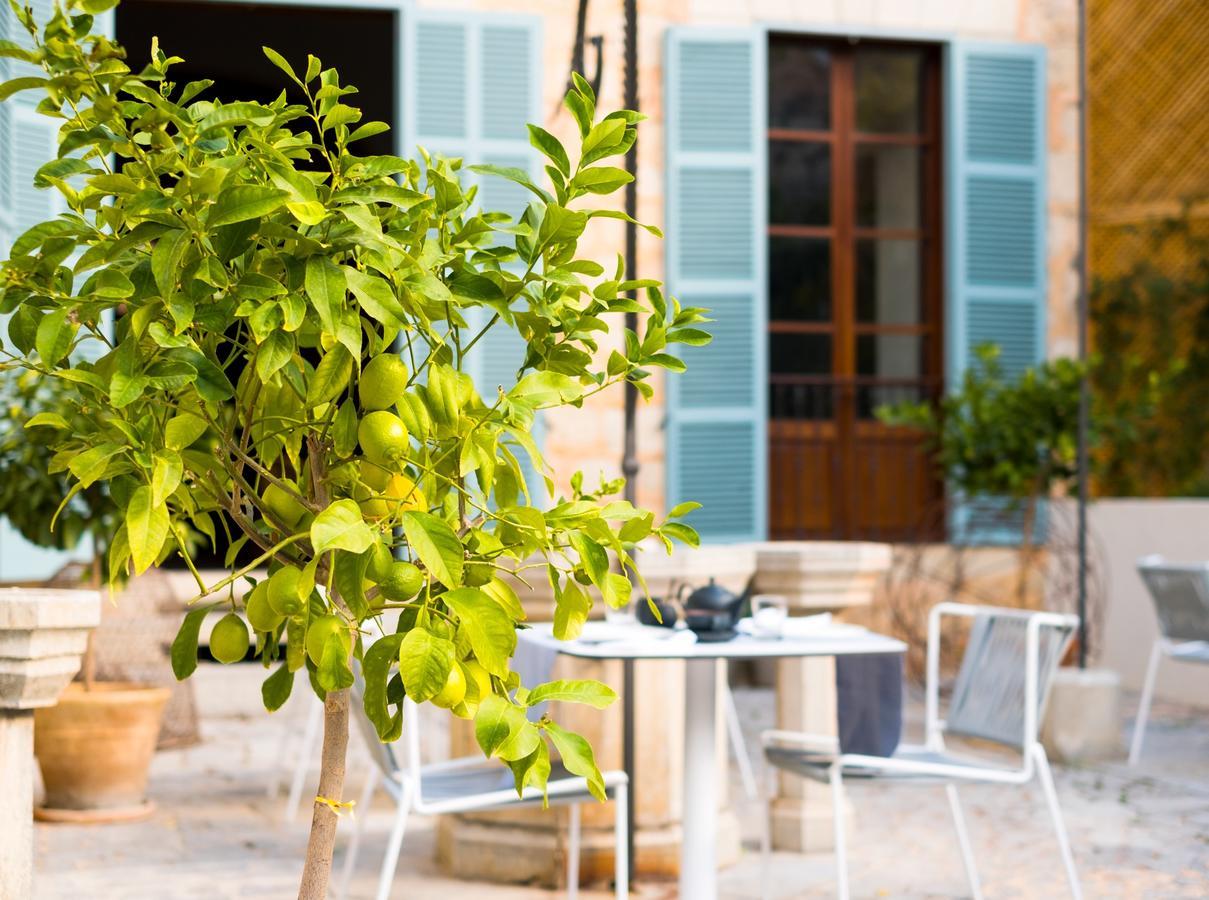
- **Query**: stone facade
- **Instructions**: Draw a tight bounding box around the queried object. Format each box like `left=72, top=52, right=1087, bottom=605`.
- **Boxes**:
left=431, top=0, right=1082, bottom=511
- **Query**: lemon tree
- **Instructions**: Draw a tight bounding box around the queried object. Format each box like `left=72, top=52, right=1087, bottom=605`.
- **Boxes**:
left=0, top=3, right=707, bottom=896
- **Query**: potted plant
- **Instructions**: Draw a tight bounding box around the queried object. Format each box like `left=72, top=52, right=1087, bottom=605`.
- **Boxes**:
left=0, top=369, right=171, bottom=822
left=0, top=2, right=705, bottom=896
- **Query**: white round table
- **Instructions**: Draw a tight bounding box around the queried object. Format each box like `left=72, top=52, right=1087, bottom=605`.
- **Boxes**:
left=518, top=622, right=907, bottom=899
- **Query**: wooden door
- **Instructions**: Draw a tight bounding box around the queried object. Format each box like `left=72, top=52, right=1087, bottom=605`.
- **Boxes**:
left=767, top=36, right=944, bottom=541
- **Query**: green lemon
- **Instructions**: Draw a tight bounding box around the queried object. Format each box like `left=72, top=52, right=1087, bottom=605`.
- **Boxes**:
left=366, top=541, right=396, bottom=583
left=359, top=354, right=410, bottom=411
left=431, top=664, right=467, bottom=709
left=210, top=613, right=249, bottom=665
left=267, top=566, right=309, bottom=617
left=378, top=561, right=424, bottom=602
left=305, top=614, right=351, bottom=666
left=463, top=659, right=493, bottom=703
left=244, top=581, right=283, bottom=633
left=358, top=410, right=409, bottom=471
left=262, top=482, right=307, bottom=529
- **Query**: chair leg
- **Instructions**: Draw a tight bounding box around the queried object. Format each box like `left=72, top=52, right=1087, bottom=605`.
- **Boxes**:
left=567, top=803, right=581, bottom=900
left=337, top=766, right=380, bottom=900
left=1032, top=746, right=1082, bottom=900
left=1128, top=641, right=1162, bottom=766
left=760, top=763, right=775, bottom=900
left=829, top=763, right=850, bottom=900
left=613, top=782, right=629, bottom=900
left=725, top=684, right=759, bottom=802
left=284, top=699, right=322, bottom=824
left=945, top=784, right=983, bottom=900
left=375, top=783, right=413, bottom=900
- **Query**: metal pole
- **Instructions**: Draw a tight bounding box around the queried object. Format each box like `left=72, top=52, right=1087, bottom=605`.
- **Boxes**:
left=1076, top=0, right=1090, bottom=668
left=621, top=0, right=640, bottom=880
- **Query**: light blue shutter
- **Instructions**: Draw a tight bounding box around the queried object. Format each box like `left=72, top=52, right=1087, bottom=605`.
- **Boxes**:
left=665, top=29, right=766, bottom=543
left=946, top=43, right=1048, bottom=545
left=0, top=2, right=105, bottom=581
left=405, top=10, right=544, bottom=505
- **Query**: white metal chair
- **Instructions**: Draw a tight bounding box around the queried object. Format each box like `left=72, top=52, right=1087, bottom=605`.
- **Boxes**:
left=1129, top=556, right=1209, bottom=766
left=759, top=602, right=1081, bottom=900
left=337, top=693, right=629, bottom=900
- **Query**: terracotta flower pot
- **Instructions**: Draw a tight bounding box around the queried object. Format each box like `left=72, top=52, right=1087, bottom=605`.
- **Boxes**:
left=33, top=681, right=171, bottom=823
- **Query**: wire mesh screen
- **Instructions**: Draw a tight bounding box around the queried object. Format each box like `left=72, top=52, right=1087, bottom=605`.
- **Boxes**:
left=1088, top=0, right=1209, bottom=280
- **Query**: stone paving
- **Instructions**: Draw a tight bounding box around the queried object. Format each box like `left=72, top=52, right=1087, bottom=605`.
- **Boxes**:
left=32, top=665, right=1209, bottom=899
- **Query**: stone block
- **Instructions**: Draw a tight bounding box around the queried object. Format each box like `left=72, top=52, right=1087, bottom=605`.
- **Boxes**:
left=1042, top=667, right=1122, bottom=763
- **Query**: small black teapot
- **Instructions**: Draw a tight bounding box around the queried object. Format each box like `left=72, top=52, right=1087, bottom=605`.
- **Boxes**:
left=681, top=577, right=746, bottom=640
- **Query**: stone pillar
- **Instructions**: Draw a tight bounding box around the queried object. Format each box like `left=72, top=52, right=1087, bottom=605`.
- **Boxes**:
left=0, top=589, right=100, bottom=896
left=753, top=542, right=892, bottom=852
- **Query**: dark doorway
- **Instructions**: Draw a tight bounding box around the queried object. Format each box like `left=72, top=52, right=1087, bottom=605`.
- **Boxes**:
left=767, top=35, right=945, bottom=542
left=116, top=1, right=399, bottom=568
left=117, top=1, right=397, bottom=158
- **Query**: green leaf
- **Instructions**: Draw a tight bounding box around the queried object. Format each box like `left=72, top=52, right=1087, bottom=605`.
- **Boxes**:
left=400, top=511, right=464, bottom=589
left=332, top=399, right=358, bottom=458
left=68, top=443, right=123, bottom=488
left=306, top=343, right=353, bottom=408
left=165, top=413, right=208, bottom=450
left=35, top=309, right=75, bottom=366
left=343, top=266, right=407, bottom=328
left=528, top=124, right=570, bottom=177
left=526, top=679, right=617, bottom=709
left=442, top=587, right=516, bottom=678
left=581, top=118, right=625, bottom=160
left=363, top=633, right=407, bottom=741
left=467, top=164, right=553, bottom=204
left=668, top=501, right=702, bottom=519
left=127, top=484, right=170, bottom=574
left=318, top=632, right=355, bottom=692
left=255, top=330, right=294, bottom=382
left=475, top=693, right=530, bottom=758
left=571, top=166, right=633, bottom=195
left=262, top=662, right=294, bottom=712
left=397, top=628, right=456, bottom=703
left=262, top=46, right=298, bottom=83
left=545, top=721, right=607, bottom=801
left=311, top=498, right=375, bottom=554
left=208, top=185, right=289, bottom=227
left=151, top=451, right=183, bottom=506
left=151, top=229, right=189, bottom=297
left=0, top=76, right=47, bottom=102
left=509, top=371, right=585, bottom=408
left=286, top=200, right=326, bottom=225
left=553, top=578, right=591, bottom=641
left=170, top=607, right=210, bottom=680
left=197, top=101, right=276, bottom=133
left=304, top=255, right=345, bottom=335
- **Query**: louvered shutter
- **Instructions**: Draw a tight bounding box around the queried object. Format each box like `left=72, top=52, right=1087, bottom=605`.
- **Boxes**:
left=946, top=43, right=1048, bottom=545
left=665, top=29, right=766, bottom=543
left=0, top=2, right=108, bottom=581
left=405, top=9, right=544, bottom=505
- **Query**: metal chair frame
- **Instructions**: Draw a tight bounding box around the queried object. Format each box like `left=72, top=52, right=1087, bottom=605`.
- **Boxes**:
left=759, top=602, right=1082, bottom=900
left=1129, top=556, right=1209, bottom=766
left=337, top=696, right=629, bottom=900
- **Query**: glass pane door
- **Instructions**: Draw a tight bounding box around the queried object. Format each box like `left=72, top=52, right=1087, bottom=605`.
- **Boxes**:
left=767, top=36, right=943, bottom=541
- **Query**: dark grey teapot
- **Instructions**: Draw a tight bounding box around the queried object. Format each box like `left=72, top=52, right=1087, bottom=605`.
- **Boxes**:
left=681, top=578, right=746, bottom=639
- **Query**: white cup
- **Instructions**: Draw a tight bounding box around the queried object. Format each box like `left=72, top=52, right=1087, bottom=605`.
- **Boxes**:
left=751, top=594, right=788, bottom=639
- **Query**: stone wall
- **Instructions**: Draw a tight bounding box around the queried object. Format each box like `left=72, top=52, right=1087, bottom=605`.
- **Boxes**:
left=427, top=0, right=1082, bottom=511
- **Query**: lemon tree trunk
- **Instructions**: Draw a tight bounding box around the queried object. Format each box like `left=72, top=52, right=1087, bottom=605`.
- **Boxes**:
left=297, top=688, right=351, bottom=899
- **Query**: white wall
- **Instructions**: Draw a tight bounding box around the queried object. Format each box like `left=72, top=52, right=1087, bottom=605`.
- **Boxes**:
left=1091, top=498, right=1209, bottom=709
